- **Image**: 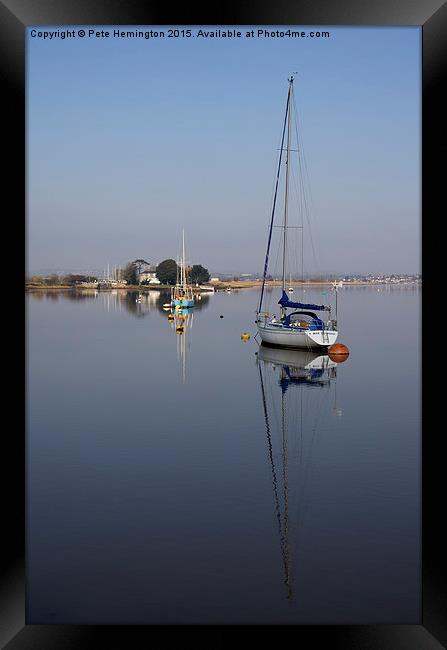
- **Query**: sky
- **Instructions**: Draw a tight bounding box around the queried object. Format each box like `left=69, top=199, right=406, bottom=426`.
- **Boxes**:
left=27, top=26, right=421, bottom=276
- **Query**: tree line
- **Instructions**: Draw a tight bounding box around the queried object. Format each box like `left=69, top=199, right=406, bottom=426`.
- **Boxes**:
left=27, top=260, right=211, bottom=286
left=122, top=259, right=210, bottom=286
left=27, top=274, right=98, bottom=286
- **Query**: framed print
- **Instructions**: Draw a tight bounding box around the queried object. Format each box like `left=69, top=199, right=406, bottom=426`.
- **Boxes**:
left=2, top=0, right=445, bottom=647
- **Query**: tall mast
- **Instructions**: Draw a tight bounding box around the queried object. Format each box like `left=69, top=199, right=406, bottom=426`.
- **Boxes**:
left=182, top=228, right=186, bottom=291
left=258, top=80, right=291, bottom=315
left=281, top=76, right=294, bottom=315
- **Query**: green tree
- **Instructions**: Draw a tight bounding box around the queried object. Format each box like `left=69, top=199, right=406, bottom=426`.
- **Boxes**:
left=132, top=259, right=150, bottom=277
left=156, top=259, right=178, bottom=285
left=122, top=262, right=138, bottom=285
left=190, top=264, right=210, bottom=284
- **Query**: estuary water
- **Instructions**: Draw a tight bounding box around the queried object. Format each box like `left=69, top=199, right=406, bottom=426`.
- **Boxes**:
left=26, top=285, right=421, bottom=624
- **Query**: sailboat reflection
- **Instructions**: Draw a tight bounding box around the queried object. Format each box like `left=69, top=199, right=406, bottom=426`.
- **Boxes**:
left=256, top=343, right=340, bottom=601
left=168, top=307, right=194, bottom=383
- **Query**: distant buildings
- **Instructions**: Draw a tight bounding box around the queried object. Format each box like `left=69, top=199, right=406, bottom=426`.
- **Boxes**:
left=339, top=273, right=421, bottom=284
left=138, top=265, right=161, bottom=285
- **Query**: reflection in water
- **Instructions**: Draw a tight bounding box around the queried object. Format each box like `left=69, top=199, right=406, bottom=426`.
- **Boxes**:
left=26, top=289, right=211, bottom=318
left=156, top=291, right=210, bottom=314
left=27, top=286, right=420, bottom=623
left=256, top=344, right=341, bottom=601
left=120, top=290, right=163, bottom=317
left=168, top=307, right=194, bottom=383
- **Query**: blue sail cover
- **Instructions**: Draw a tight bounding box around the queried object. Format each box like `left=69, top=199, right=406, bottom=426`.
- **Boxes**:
left=278, top=290, right=329, bottom=311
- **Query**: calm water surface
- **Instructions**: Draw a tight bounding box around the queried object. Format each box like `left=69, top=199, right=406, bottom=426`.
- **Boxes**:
left=26, top=285, right=421, bottom=624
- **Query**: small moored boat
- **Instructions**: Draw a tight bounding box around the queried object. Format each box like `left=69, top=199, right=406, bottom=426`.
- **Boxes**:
left=171, top=229, right=194, bottom=308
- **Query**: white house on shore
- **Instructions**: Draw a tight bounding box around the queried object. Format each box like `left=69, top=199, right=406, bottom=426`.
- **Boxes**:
left=138, top=265, right=161, bottom=284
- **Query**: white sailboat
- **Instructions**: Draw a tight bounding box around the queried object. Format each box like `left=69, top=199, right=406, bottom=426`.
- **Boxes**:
left=171, top=229, right=194, bottom=308
left=256, top=76, right=339, bottom=350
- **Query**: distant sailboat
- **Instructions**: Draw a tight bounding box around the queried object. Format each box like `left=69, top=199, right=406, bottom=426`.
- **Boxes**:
left=171, top=229, right=194, bottom=308
left=256, top=76, right=339, bottom=350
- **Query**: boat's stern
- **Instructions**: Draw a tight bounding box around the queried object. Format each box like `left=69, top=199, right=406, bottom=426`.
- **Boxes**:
left=306, top=329, right=338, bottom=347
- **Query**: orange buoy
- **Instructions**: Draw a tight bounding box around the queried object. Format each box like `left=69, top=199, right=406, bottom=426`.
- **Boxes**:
left=328, top=343, right=350, bottom=362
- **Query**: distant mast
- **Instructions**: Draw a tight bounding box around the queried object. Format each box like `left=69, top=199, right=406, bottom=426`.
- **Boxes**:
left=171, top=228, right=194, bottom=308
left=182, top=228, right=186, bottom=292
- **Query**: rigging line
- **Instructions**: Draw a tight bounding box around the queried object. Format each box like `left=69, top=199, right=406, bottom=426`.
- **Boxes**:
left=293, top=220, right=299, bottom=283
left=291, top=388, right=310, bottom=536
left=300, top=116, right=319, bottom=234
left=290, top=160, right=305, bottom=284
left=284, top=156, right=300, bottom=276
left=267, top=365, right=282, bottom=448
left=258, top=84, right=291, bottom=315
left=292, top=92, right=320, bottom=278
left=300, top=376, right=303, bottom=467
left=290, top=90, right=306, bottom=286
left=299, top=150, right=320, bottom=278
left=281, top=382, right=292, bottom=597
left=288, top=132, right=308, bottom=290
left=297, top=128, right=319, bottom=277
left=263, top=131, right=284, bottom=259
left=298, top=147, right=304, bottom=286
left=265, top=231, right=283, bottom=315
left=292, top=89, right=317, bottom=216
left=288, top=383, right=306, bottom=541
left=292, top=88, right=317, bottom=228
left=258, top=359, right=290, bottom=585
left=299, top=383, right=330, bottom=531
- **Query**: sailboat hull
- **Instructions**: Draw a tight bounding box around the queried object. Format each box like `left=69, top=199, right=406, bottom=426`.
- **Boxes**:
left=257, top=322, right=338, bottom=349
left=172, top=298, right=194, bottom=307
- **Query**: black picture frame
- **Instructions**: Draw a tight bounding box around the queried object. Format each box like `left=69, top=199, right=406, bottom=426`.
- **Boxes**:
left=3, top=1, right=445, bottom=647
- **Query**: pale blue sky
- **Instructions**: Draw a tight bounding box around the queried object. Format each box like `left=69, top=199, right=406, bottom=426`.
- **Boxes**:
left=27, top=26, right=420, bottom=275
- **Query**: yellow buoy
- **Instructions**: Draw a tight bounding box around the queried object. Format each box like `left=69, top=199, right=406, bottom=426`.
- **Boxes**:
left=167, top=313, right=174, bottom=320
left=240, top=333, right=251, bottom=341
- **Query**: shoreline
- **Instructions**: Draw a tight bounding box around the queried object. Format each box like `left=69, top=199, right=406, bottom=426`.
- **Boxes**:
left=25, top=279, right=420, bottom=292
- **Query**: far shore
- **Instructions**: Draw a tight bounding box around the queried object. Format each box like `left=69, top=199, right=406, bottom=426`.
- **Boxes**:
left=24, top=279, right=416, bottom=292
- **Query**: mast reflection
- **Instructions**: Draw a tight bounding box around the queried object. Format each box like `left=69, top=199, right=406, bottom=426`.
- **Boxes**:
left=256, top=343, right=340, bottom=601
left=167, top=306, right=194, bottom=384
